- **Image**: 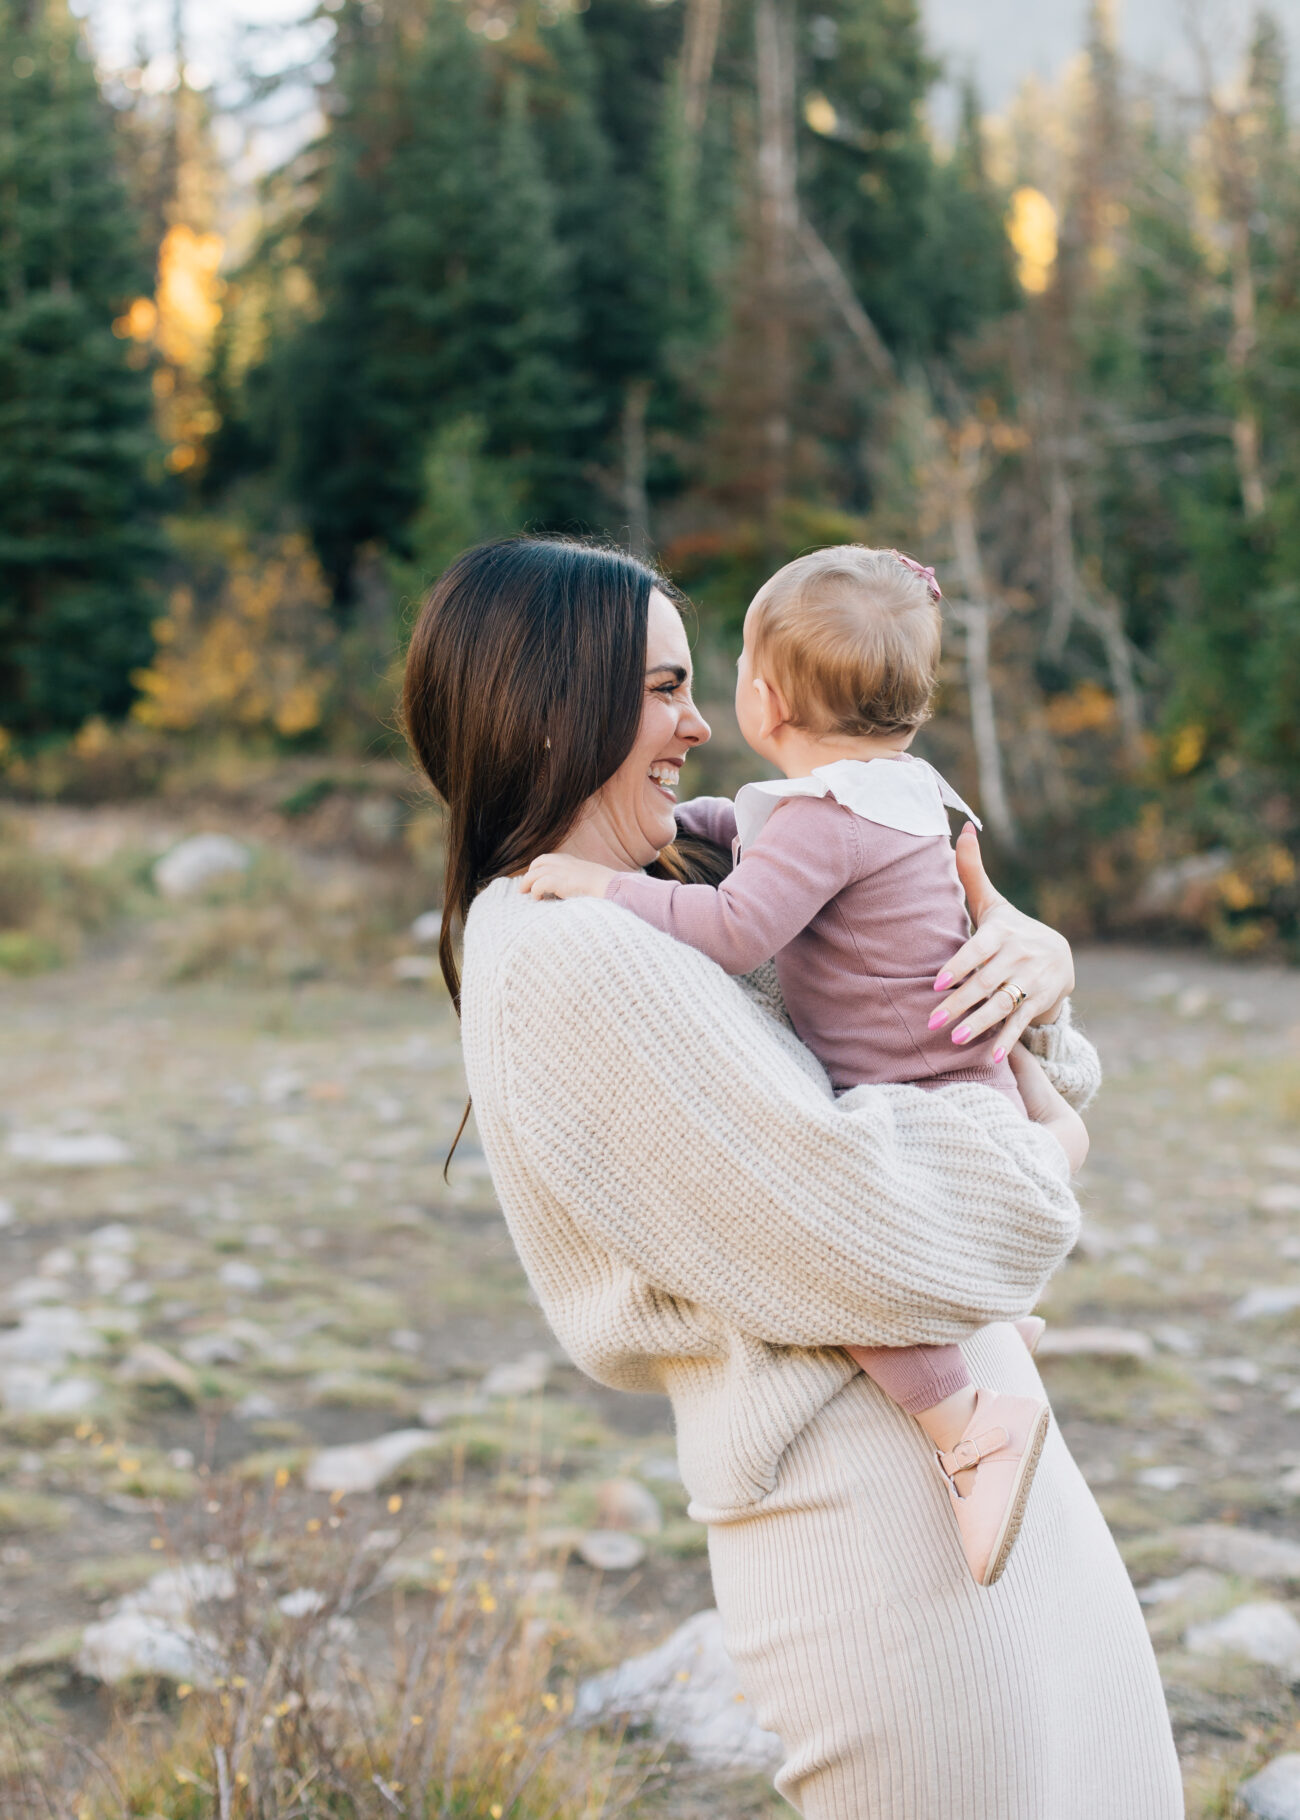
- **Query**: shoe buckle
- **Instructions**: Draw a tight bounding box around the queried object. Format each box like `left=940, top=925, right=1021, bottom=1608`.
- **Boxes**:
left=938, top=1425, right=1010, bottom=1479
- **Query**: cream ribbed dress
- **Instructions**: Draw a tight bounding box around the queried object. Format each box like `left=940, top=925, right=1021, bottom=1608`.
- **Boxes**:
left=461, top=879, right=1181, bottom=1818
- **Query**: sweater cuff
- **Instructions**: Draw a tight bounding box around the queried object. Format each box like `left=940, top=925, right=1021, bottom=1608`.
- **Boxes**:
left=1022, top=999, right=1102, bottom=1111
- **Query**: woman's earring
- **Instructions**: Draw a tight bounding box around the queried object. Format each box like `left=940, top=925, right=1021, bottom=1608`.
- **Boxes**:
left=543, top=737, right=551, bottom=750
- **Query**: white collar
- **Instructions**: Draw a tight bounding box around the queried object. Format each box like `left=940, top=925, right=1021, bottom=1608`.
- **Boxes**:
left=733, top=756, right=980, bottom=853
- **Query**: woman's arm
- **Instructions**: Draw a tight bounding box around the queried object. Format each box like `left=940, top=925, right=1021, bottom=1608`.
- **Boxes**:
left=482, top=900, right=1081, bottom=1351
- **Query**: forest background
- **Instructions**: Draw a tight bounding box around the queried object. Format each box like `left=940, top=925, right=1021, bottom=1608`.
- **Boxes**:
left=1, top=0, right=1298, bottom=962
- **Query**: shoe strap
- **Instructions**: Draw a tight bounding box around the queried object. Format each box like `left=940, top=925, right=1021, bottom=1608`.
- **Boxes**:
left=937, top=1426, right=1010, bottom=1479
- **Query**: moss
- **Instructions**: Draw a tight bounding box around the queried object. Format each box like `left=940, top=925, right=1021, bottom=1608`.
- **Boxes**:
left=0, top=1492, right=70, bottom=1534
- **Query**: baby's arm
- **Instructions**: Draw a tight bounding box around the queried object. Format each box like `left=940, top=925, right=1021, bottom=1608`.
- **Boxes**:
left=673, top=794, right=739, bottom=850
left=608, top=796, right=860, bottom=975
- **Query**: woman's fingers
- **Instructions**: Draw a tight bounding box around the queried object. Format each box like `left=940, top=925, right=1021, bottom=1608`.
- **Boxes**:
left=935, top=922, right=1001, bottom=992
left=952, top=821, right=1000, bottom=925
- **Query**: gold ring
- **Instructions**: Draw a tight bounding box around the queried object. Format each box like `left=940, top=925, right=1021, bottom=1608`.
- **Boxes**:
left=999, top=980, right=1028, bottom=1011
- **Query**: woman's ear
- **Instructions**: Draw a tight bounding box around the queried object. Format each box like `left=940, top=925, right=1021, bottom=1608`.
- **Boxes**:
left=753, top=675, right=790, bottom=741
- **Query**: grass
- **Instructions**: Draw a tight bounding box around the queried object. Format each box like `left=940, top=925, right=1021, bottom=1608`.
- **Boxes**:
left=0, top=818, right=136, bottom=975
left=1, top=1471, right=649, bottom=1820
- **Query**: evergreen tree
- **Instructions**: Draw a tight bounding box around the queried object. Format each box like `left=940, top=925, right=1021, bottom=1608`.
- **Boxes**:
left=261, top=0, right=579, bottom=606
left=0, top=0, right=158, bottom=737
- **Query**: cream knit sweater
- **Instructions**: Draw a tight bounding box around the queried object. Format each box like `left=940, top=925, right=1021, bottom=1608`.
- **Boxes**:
left=462, top=878, right=1091, bottom=1516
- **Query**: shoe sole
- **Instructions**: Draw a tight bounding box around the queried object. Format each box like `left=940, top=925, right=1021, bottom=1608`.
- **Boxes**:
left=983, top=1405, right=1051, bottom=1588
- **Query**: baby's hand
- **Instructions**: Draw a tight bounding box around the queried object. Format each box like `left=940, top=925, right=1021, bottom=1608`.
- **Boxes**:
left=519, top=853, right=616, bottom=901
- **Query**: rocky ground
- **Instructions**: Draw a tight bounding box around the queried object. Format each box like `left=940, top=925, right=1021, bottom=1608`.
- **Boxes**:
left=2, top=866, right=1300, bottom=1814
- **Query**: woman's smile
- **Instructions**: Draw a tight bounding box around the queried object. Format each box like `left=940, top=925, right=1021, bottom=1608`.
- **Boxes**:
left=648, top=759, right=683, bottom=801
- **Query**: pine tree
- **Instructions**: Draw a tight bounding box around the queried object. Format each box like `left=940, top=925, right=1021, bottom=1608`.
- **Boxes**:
left=0, top=0, right=158, bottom=738
left=262, top=0, right=579, bottom=606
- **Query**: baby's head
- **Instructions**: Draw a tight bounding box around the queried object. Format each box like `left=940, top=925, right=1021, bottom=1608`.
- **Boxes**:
left=736, top=545, right=942, bottom=756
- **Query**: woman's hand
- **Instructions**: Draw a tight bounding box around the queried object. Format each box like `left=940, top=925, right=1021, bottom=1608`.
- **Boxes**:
left=930, top=823, right=1075, bottom=1058
left=1009, top=1048, right=1089, bottom=1174
left=520, top=853, right=617, bottom=901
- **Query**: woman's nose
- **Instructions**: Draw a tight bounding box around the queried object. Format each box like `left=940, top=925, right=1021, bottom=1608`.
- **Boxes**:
left=681, top=700, right=711, bottom=746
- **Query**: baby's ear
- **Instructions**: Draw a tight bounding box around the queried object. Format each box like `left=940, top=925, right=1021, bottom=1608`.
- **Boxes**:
left=753, top=674, right=790, bottom=739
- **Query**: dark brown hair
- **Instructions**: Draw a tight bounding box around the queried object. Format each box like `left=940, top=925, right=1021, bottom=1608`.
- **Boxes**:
left=402, top=536, right=726, bottom=1012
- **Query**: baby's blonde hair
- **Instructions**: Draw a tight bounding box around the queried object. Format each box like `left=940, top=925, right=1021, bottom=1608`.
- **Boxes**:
left=747, top=545, right=942, bottom=738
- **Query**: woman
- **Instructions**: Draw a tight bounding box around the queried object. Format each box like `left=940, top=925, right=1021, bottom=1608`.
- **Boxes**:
left=403, top=538, right=1181, bottom=1818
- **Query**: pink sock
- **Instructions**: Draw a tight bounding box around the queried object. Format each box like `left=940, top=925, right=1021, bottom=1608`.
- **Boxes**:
left=846, top=1342, right=971, bottom=1416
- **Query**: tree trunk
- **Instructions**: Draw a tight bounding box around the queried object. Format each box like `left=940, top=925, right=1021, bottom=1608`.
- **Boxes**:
left=754, top=0, right=796, bottom=552
left=947, top=437, right=1019, bottom=849
left=621, top=378, right=652, bottom=557
left=681, top=0, right=724, bottom=143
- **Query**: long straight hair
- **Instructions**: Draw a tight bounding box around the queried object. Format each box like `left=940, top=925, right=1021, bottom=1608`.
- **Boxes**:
left=403, top=536, right=711, bottom=1011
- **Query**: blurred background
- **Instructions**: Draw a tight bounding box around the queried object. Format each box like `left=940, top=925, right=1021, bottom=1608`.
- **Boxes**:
left=3, top=2, right=1300, bottom=1816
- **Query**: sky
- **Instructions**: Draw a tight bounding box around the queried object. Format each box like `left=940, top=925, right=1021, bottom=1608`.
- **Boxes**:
left=78, top=0, right=1298, bottom=143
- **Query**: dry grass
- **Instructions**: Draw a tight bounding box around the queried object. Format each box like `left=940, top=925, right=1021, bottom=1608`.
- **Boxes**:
left=1, top=1472, right=646, bottom=1820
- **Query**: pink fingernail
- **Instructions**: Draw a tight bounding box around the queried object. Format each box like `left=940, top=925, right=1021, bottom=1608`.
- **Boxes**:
left=933, top=971, right=953, bottom=992
left=928, top=1008, right=949, bottom=1031
left=953, top=1026, right=972, bottom=1045
left=992, top=1047, right=1006, bottom=1064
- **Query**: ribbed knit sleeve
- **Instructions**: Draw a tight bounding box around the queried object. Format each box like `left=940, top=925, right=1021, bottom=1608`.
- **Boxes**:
left=1021, top=999, right=1102, bottom=1110
left=482, top=896, right=1081, bottom=1350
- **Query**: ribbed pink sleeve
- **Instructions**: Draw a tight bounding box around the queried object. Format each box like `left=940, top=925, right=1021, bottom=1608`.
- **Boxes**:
left=674, top=794, right=739, bottom=849
left=607, top=796, right=861, bottom=976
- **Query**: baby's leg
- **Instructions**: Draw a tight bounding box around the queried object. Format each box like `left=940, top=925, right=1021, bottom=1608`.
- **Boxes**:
left=845, top=1341, right=1050, bottom=1587
left=845, top=1344, right=977, bottom=1456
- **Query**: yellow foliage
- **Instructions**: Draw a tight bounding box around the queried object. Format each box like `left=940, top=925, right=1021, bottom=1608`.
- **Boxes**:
left=1169, top=723, right=1206, bottom=775
left=1006, top=186, right=1058, bottom=294
left=155, top=224, right=226, bottom=371
left=804, top=92, right=838, bottom=136
left=1044, top=680, right=1116, bottom=736
left=132, top=531, right=334, bottom=739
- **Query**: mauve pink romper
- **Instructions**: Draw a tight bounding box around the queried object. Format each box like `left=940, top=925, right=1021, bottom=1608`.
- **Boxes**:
left=605, top=770, right=1026, bottom=1415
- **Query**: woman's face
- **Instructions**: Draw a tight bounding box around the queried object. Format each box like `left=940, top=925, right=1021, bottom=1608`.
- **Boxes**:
left=578, top=588, right=711, bottom=869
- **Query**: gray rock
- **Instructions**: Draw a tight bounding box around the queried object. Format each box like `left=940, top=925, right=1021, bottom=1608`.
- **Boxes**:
left=576, top=1609, right=782, bottom=1772
left=153, top=834, right=250, bottom=899
left=180, top=1331, right=247, bottom=1367
left=88, top=1223, right=135, bottom=1253
left=1257, top=1184, right=1300, bottom=1217
left=7, top=1131, right=132, bottom=1167
left=76, top=1563, right=236, bottom=1688
left=77, top=1612, right=220, bottom=1687
left=1137, top=1569, right=1226, bottom=1607
left=217, top=1260, right=264, bottom=1294
left=409, top=910, right=442, bottom=944
left=0, top=1306, right=105, bottom=1366
left=0, top=1368, right=99, bottom=1416
left=118, top=1563, right=236, bottom=1621
left=88, top=1252, right=133, bottom=1294
left=1152, top=1324, right=1201, bottom=1357
left=1136, top=1466, right=1187, bottom=1492
left=1235, top=1287, right=1300, bottom=1321
left=594, top=1478, right=662, bottom=1534
left=577, top=1530, right=647, bottom=1571
left=479, top=1351, right=550, bottom=1399
left=1036, top=1326, right=1154, bottom=1362
left=1241, top=1754, right=1300, bottom=1820
left=1186, top=1602, right=1300, bottom=1679
left=304, top=1429, right=441, bottom=1495
left=233, top=1392, right=280, bottom=1421
left=1178, top=1524, right=1300, bottom=1584
left=277, top=1587, right=327, bottom=1618
left=392, top=955, right=438, bottom=984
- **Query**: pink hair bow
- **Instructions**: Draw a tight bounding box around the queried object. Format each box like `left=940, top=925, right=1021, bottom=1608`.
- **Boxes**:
left=891, top=550, right=943, bottom=602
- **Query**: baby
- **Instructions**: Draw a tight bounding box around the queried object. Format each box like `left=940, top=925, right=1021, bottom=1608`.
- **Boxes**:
left=522, top=545, right=1061, bottom=1587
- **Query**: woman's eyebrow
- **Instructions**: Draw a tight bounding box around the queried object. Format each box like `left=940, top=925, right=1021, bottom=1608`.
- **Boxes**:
left=647, top=663, right=689, bottom=683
